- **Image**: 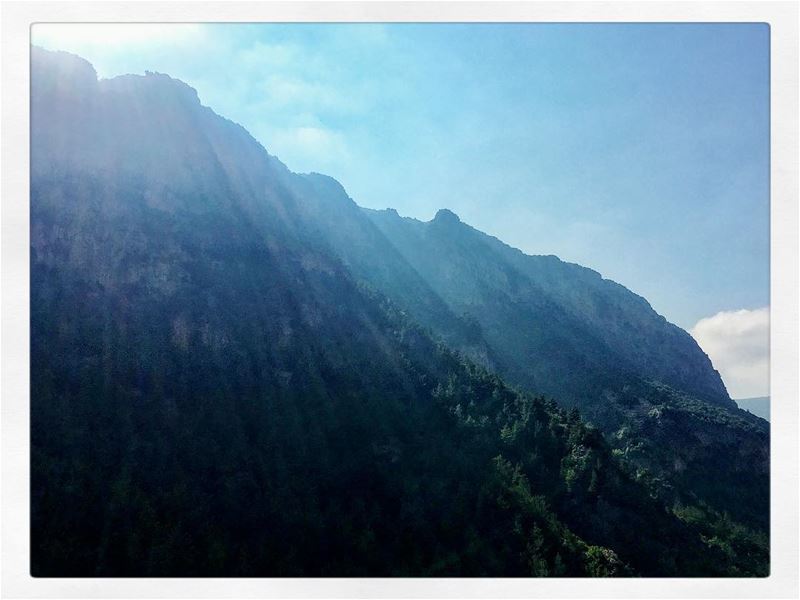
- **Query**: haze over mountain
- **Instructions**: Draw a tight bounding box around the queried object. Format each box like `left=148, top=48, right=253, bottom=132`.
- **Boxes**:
left=735, top=397, right=771, bottom=422
left=30, top=47, right=769, bottom=577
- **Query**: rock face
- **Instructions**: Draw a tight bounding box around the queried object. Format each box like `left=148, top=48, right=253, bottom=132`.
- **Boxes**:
left=364, top=207, right=732, bottom=411
left=30, top=47, right=768, bottom=577
left=282, top=173, right=499, bottom=370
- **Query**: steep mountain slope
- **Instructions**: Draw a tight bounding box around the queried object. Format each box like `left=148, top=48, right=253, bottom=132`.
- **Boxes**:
left=30, top=47, right=766, bottom=576
left=365, top=207, right=731, bottom=409
left=361, top=207, right=768, bottom=530
left=240, top=152, right=767, bottom=535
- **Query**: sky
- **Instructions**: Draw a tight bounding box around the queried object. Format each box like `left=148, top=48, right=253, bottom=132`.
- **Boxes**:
left=31, top=23, right=770, bottom=398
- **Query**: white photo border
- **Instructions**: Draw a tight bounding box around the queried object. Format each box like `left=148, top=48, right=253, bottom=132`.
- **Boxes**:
left=2, top=1, right=798, bottom=598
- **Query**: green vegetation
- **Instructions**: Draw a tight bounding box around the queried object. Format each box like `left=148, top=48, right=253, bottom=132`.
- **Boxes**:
left=28, top=254, right=754, bottom=575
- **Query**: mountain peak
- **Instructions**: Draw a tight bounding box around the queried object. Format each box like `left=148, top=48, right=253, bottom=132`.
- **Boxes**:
left=103, top=71, right=201, bottom=106
left=432, top=208, right=461, bottom=224
left=303, top=172, right=348, bottom=194
left=31, top=46, right=98, bottom=95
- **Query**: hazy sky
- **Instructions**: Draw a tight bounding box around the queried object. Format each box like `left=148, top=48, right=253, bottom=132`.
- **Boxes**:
left=32, top=23, right=770, bottom=396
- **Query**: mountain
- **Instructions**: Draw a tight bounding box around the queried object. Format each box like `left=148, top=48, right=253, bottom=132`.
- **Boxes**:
left=255, top=162, right=768, bottom=532
left=30, top=47, right=768, bottom=577
left=736, top=396, right=770, bottom=421
left=358, top=207, right=769, bottom=529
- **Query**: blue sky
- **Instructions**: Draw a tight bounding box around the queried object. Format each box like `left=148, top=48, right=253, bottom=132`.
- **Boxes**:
left=32, top=23, right=770, bottom=395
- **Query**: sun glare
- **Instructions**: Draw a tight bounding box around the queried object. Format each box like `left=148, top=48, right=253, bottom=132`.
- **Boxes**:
left=31, top=23, right=204, bottom=51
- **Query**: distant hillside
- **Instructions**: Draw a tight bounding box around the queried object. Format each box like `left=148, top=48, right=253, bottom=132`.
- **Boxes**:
left=736, top=397, right=770, bottom=421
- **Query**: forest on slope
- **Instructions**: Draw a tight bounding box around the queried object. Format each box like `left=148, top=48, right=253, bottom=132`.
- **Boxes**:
left=30, top=47, right=768, bottom=577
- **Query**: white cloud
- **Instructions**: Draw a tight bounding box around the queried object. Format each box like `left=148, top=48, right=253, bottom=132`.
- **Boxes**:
left=236, top=41, right=299, bottom=70
left=690, top=307, right=769, bottom=399
left=264, top=125, right=351, bottom=172
left=260, top=76, right=356, bottom=113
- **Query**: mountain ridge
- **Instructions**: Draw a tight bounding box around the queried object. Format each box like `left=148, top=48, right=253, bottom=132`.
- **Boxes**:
left=362, top=205, right=732, bottom=407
